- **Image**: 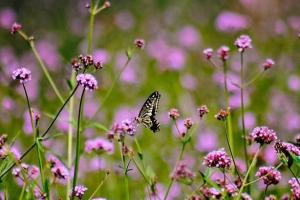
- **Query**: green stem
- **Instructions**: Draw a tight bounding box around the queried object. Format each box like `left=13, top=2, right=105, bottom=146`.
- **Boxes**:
left=240, top=52, right=249, bottom=170
left=18, top=30, right=64, bottom=104
left=263, top=185, right=269, bottom=199
left=224, top=121, right=241, bottom=180
left=0, top=84, right=79, bottom=181
left=19, top=183, right=26, bottom=200
left=66, top=72, right=76, bottom=200
left=87, top=0, right=96, bottom=54
left=88, top=172, right=110, bottom=200
left=222, top=61, right=234, bottom=156
left=242, top=70, right=265, bottom=88
left=119, top=139, right=130, bottom=200
left=71, top=88, right=86, bottom=200
left=288, top=167, right=300, bottom=185
left=22, top=84, right=35, bottom=135
left=236, top=146, right=261, bottom=200
left=163, top=142, right=186, bottom=200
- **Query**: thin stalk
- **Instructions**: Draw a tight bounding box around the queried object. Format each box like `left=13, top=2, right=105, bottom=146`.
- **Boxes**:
left=22, top=84, right=35, bottom=135
left=244, top=163, right=283, bottom=186
left=163, top=141, right=186, bottom=200
left=18, top=30, right=64, bottom=104
left=222, top=61, right=234, bottom=156
left=0, top=84, right=79, bottom=180
left=19, top=184, right=26, bottom=200
left=240, top=52, right=249, bottom=170
left=236, top=146, right=262, bottom=200
left=288, top=167, right=300, bottom=186
left=36, top=129, right=47, bottom=198
left=264, top=185, right=269, bottom=199
left=224, top=121, right=241, bottom=180
left=119, top=139, right=130, bottom=200
left=88, top=172, right=110, bottom=200
left=71, top=88, right=86, bottom=200
left=99, top=57, right=131, bottom=109
left=242, top=70, right=265, bottom=88
left=66, top=72, right=76, bottom=199
left=131, top=156, right=149, bottom=185
left=87, top=0, right=96, bottom=54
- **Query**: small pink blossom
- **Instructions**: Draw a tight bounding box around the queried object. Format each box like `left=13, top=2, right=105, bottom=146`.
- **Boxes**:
left=203, top=148, right=232, bottom=169
left=76, top=73, right=98, bottom=91
left=10, top=22, right=22, bottom=34
left=168, top=108, right=180, bottom=120
left=12, top=67, right=31, bottom=83
left=203, top=48, right=213, bottom=60
left=255, top=166, right=281, bottom=185
left=234, top=35, right=252, bottom=52
left=263, top=58, right=275, bottom=70
left=217, top=46, right=230, bottom=61
left=134, top=38, right=145, bottom=49
left=250, top=126, right=277, bottom=145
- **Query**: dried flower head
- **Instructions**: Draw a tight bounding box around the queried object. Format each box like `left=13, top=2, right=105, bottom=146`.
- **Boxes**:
left=203, top=48, right=213, bottom=60
left=234, top=35, right=252, bottom=52
left=11, top=22, right=22, bottom=34
left=171, top=162, right=195, bottom=184
left=76, top=73, right=98, bottom=91
left=103, top=1, right=111, bottom=8
left=94, top=61, right=103, bottom=70
left=72, top=185, right=88, bottom=199
left=12, top=67, right=31, bottom=83
left=250, top=126, right=277, bottom=145
left=289, top=178, right=300, bottom=200
left=274, top=140, right=300, bottom=156
left=71, top=58, right=81, bottom=71
left=255, top=166, right=281, bottom=185
left=168, top=108, right=180, bottom=120
left=217, top=46, right=230, bottom=61
left=203, top=148, right=231, bottom=169
left=215, top=108, right=229, bottom=121
left=263, top=58, right=275, bottom=70
left=0, top=134, right=7, bottom=148
left=183, top=118, right=193, bottom=129
left=197, top=105, right=209, bottom=118
left=134, top=38, right=145, bottom=49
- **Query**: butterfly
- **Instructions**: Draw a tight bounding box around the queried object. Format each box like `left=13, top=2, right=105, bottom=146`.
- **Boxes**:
left=135, top=91, right=161, bottom=133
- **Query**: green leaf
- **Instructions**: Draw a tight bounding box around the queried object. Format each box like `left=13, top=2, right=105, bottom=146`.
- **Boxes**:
left=36, top=138, right=45, bottom=152
left=66, top=79, right=74, bottom=90
left=145, top=166, right=156, bottom=180
left=291, top=153, right=300, bottom=168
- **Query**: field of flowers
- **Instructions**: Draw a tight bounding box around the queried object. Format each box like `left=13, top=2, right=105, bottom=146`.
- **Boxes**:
left=0, top=0, right=300, bottom=199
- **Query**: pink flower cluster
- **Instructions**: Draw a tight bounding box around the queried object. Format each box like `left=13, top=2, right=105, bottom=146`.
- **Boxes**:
left=203, top=48, right=213, bottom=60
left=234, top=35, right=252, bottom=52
left=274, top=140, right=300, bottom=156
left=121, top=119, right=137, bottom=136
left=197, top=105, right=209, bottom=118
left=76, top=73, right=98, bottom=91
left=12, top=67, right=31, bottom=83
left=201, top=187, right=222, bottom=199
left=289, top=178, right=300, bottom=200
left=168, top=108, right=180, bottom=120
left=171, top=162, right=195, bottom=183
left=255, top=166, right=281, bottom=185
left=134, top=38, right=145, bottom=49
left=203, top=148, right=231, bottom=169
left=72, top=185, right=88, bottom=199
left=10, top=22, right=22, bottom=34
left=250, top=126, right=277, bottom=145
left=217, top=46, right=230, bottom=61
left=12, top=163, right=39, bottom=186
left=47, top=155, right=69, bottom=184
left=84, top=137, right=114, bottom=154
left=263, top=58, right=275, bottom=70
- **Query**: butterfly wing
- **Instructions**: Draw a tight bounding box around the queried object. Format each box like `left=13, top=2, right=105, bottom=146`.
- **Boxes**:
left=138, top=91, right=161, bottom=132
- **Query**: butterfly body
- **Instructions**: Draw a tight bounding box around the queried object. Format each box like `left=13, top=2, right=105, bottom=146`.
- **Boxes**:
left=136, top=91, right=161, bottom=133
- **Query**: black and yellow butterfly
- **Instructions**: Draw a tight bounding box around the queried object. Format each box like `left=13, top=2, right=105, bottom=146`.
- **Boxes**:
left=135, top=91, right=161, bottom=133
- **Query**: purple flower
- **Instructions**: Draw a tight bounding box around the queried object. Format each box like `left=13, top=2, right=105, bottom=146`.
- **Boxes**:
left=234, top=35, right=252, bottom=52
left=203, top=148, right=232, bottom=169
left=288, top=75, right=300, bottom=91
left=168, top=108, right=180, bottom=120
left=274, top=140, right=300, bottom=156
left=217, top=46, right=230, bottom=61
left=76, top=73, right=98, bottom=91
left=289, top=178, right=300, bottom=200
left=34, top=187, right=46, bottom=200
left=215, top=11, right=249, bottom=33
left=241, top=193, right=252, bottom=200
left=0, top=8, right=16, bottom=29
left=196, top=130, right=218, bottom=152
left=263, top=58, right=275, bottom=70
left=197, top=105, right=209, bottom=118
left=177, top=25, right=199, bottom=48
left=203, top=48, right=213, bottom=60
left=72, top=185, right=87, bottom=199
left=10, top=22, right=22, bottom=34
left=225, top=183, right=238, bottom=197
left=134, top=38, right=145, bottom=49
left=201, top=186, right=222, bottom=199
left=121, top=119, right=136, bottom=136
left=250, top=126, right=277, bottom=145
left=183, top=118, right=193, bottom=129
left=12, top=67, right=31, bottom=83
left=47, top=155, right=69, bottom=184
left=215, top=108, right=229, bottom=121
left=171, top=162, right=195, bottom=183
left=255, top=166, right=281, bottom=185
left=84, top=137, right=114, bottom=154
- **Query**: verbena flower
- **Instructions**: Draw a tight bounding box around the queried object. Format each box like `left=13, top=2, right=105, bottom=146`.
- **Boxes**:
left=225, top=183, right=238, bottom=197
left=47, top=155, right=69, bottom=184
left=76, top=73, right=98, bottom=91
left=168, top=108, right=180, bottom=120
left=263, top=58, right=275, bottom=70
left=215, top=108, right=229, bottom=121
left=34, top=187, right=47, bottom=200
left=12, top=67, right=31, bottom=83
left=274, top=140, right=300, bottom=156
left=201, top=186, right=222, bottom=199
left=197, top=105, right=209, bottom=118
left=203, top=148, right=231, bottom=169
left=11, top=22, right=22, bottom=34
left=203, top=48, right=213, bottom=60
left=289, top=178, right=300, bottom=200
left=171, top=162, right=195, bottom=184
left=234, top=35, right=252, bottom=52
left=255, top=166, right=281, bottom=185
left=134, top=38, right=145, bottom=49
left=183, top=118, right=193, bottom=129
left=241, top=193, right=252, bottom=200
left=72, top=185, right=88, bottom=199
left=250, top=126, right=277, bottom=145
left=84, top=137, right=114, bottom=154
left=121, top=119, right=137, bottom=136
left=217, top=46, right=230, bottom=61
